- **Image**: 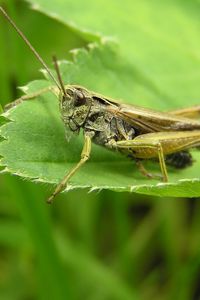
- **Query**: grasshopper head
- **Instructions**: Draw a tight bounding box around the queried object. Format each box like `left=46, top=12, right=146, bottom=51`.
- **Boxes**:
left=60, top=85, right=91, bottom=133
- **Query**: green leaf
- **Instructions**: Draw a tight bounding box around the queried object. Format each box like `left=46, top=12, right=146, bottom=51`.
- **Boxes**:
left=1, top=42, right=200, bottom=197
left=1, top=0, right=200, bottom=197
left=28, top=0, right=200, bottom=106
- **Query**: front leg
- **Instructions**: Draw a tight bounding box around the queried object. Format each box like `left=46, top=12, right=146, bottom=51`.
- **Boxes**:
left=47, top=134, right=92, bottom=204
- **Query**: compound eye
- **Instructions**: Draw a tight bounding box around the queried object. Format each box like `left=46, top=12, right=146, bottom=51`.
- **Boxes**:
left=74, top=90, right=86, bottom=106
left=74, top=95, right=86, bottom=107
left=75, top=90, right=84, bottom=99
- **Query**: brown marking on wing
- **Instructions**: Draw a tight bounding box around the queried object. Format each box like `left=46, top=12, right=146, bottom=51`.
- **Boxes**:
left=106, top=103, right=200, bottom=133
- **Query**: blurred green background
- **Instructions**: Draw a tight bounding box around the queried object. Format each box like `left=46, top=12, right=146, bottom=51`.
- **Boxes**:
left=0, top=0, right=200, bottom=299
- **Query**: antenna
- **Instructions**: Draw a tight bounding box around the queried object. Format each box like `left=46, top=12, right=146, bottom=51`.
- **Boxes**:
left=0, top=6, right=61, bottom=90
left=52, top=55, right=67, bottom=96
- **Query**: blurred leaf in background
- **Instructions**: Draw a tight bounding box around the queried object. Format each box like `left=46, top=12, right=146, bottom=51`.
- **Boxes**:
left=0, top=0, right=200, bottom=300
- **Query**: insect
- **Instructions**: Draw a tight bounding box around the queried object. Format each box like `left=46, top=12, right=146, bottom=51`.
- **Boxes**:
left=1, top=7, right=200, bottom=204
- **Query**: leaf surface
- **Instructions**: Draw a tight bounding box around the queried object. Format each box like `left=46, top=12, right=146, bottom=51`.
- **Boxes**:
left=1, top=0, right=200, bottom=197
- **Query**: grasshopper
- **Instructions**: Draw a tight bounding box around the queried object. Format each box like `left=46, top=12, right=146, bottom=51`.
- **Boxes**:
left=1, top=7, right=200, bottom=203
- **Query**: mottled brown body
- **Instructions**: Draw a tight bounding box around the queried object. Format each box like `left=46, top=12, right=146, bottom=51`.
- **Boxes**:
left=60, top=85, right=200, bottom=168
left=60, top=86, right=136, bottom=146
